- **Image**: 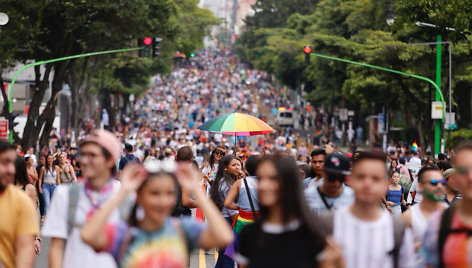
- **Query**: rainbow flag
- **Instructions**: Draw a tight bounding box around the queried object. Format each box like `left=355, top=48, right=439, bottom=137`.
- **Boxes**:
left=411, top=142, right=418, bottom=152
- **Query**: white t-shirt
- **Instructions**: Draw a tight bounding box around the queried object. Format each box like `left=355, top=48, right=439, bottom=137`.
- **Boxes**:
left=408, top=178, right=423, bottom=204
left=42, top=181, right=121, bottom=268
left=333, top=206, right=416, bottom=268
left=305, top=183, right=355, bottom=215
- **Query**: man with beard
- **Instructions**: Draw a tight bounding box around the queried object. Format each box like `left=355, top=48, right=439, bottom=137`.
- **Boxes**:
left=401, top=165, right=447, bottom=266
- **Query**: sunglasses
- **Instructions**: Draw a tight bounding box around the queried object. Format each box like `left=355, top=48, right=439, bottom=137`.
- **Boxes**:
left=429, top=179, right=446, bottom=186
left=143, top=159, right=176, bottom=173
left=215, top=150, right=226, bottom=156
left=326, top=174, right=345, bottom=183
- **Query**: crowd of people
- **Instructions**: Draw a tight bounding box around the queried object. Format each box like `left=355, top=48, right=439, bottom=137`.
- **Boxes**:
left=1, top=49, right=471, bottom=268
left=1, top=128, right=472, bottom=268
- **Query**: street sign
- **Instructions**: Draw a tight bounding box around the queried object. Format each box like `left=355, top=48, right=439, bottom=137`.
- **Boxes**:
left=378, top=113, right=385, bottom=133
left=444, top=112, right=457, bottom=130
left=339, top=108, right=348, bottom=121
left=0, top=119, right=8, bottom=139
left=431, top=101, right=444, bottom=119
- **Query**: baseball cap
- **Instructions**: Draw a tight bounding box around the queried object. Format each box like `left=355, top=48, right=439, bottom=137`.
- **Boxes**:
left=443, top=168, right=455, bottom=179
left=324, top=153, right=351, bottom=175
left=80, top=129, right=121, bottom=161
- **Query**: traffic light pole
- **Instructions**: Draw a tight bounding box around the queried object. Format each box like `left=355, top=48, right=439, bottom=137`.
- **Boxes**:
left=309, top=51, right=445, bottom=156
left=7, top=47, right=142, bottom=142
left=435, top=35, right=442, bottom=157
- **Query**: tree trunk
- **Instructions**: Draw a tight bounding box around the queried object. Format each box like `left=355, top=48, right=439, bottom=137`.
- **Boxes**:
left=0, top=77, right=9, bottom=116
left=21, top=65, right=53, bottom=150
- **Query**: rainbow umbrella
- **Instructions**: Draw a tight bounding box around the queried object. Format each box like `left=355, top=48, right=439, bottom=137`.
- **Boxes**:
left=198, top=113, right=274, bottom=136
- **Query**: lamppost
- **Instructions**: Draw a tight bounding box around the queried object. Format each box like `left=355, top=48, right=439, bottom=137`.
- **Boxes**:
left=414, top=21, right=455, bottom=157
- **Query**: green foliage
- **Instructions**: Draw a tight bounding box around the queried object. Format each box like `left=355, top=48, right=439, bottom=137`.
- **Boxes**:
left=445, top=129, right=472, bottom=149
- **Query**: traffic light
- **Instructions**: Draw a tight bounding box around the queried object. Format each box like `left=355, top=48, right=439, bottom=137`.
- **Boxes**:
left=152, top=37, right=162, bottom=58
left=303, top=46, right=312, bottom=64
left=137, top=37, right=152, bottom=57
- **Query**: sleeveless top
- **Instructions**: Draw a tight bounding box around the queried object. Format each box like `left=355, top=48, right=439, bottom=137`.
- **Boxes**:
left=386, top=186, right=403, bottom=206
left=238, top=176, right=260, bottom=211
left=411, top=204, right=427, bottom=245
left=43, top=167, right=57, bottom=184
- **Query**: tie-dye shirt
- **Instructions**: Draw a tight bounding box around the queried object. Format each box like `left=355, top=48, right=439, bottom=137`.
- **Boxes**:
left=422, top=210, right=472, bottom=267
left=103, top=217, right=206, bottom=268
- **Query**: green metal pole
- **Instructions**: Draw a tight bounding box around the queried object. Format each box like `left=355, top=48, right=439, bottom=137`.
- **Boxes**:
left=435, top=35, right=442, bottom=157
left=7, top=47, right=142, bottom=142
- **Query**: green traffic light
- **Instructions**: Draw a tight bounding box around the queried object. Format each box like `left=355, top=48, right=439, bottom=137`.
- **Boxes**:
left=190, top=53, right=195, bottom=57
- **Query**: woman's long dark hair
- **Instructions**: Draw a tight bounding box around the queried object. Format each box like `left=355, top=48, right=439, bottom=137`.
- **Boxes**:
left=210, top=154, right=241, bottom=210
left=209, top=146, right=226, bottom=169
left=256, top=155, right=324, bottom=243
left=14, top=156, right=30, bottom=186
left=45, top=153, right=55, bottom=175
left=128, top=172, right=181, bottom=227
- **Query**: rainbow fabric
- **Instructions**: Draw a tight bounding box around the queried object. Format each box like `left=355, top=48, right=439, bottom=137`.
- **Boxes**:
left=225, top=209, right=258, bottom=259
left=411, top=142, right=418, bottom=152
left=104, top=218, right=204, bottom=268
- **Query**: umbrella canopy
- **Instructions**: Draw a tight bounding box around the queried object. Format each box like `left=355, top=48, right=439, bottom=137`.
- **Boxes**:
left=198, top=113, right=274, bottom=136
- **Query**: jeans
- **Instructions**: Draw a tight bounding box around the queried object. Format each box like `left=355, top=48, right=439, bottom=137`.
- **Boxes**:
left=42, top=183, right=57, bottom=216
left=390, top=205, right=402, bottom=216
left=215, top=217, right=235, bottom=268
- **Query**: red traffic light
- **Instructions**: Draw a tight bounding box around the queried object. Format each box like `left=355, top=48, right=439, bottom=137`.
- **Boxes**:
left=303, top=46, right=312, bottom=54
left=143, top=37, right=152, bottom=46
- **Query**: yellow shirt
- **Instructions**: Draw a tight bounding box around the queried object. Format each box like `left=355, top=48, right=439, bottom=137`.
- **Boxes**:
left=0, top=184, right=39, bottom=268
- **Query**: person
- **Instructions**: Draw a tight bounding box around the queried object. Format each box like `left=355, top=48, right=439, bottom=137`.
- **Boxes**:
left=442, top=168, right=461, bottom=205
left=25, top=156, right=38, bottom=186
left=172, top=146, right=198, bottom=217
left=25, top=146, right=37, bottom=168
left=119, top=143, right=140, bottom=172
left=210, top=155, right=242, bottom=268
left=397, top=156, right=412, bottom=181
left=422, top=142, right=472, bottom=267
left=400, top=165, right=447, bottom=266
left=201, top=145, right=226, bottom=188
left=14, top=155, right=41, bottom=256
left=38, top=154, right=60, bottom=215
left=382, top=171, right=406, bottom=215
left=320, top=151, right=415, bottom=268
left=235, top=155, right=325, bottom=267
left=57, top=152, right=77, bottom=184
left=0, top=139, right=39, bottom=268
left=42, top=130, right=123, bottom=268
left=14, top=156, right=38, bottom=207
left=298, top=163, right=310, bottom=180
left=69, top=147, right=81, bottom=178
left=303, top=149, right=326, bottom=189
left=80, top=160, right=234, bottom=268
left=224, top=155, right=260, bottom=259
left=36, top=155, right=46, bottom=219
left=305, top=153, right=355, bottom=215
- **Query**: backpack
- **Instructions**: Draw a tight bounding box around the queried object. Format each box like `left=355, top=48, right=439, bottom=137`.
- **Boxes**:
left=438, top=204, right=463, bottom=268
left=67, top=182, right=133, bottom=236
left=318, top=211, right=406, bottom=268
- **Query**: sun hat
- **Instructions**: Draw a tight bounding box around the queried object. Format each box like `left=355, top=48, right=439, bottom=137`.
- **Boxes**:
left=80, top=129, right=121, bottom=161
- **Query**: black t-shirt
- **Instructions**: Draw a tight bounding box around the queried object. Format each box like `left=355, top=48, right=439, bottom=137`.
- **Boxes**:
left=238, top=221, right=323, bottom=268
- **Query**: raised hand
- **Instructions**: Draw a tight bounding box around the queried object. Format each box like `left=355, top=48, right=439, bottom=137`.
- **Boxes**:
left=120, top=164, right=148, bottom=193
left=175, top=162, right=201, bottom=193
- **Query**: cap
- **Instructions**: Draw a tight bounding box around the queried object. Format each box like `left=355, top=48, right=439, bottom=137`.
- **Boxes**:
left=443, top=168, right=455, bottom=179
left=80, top=129, right=121, bottom=161
left=324, top=153, right=351, bottom=175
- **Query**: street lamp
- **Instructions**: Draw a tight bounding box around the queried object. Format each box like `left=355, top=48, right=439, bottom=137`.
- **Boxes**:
left=415, top=21, right=455, bottom=156
left=0, top=13, right=9, bottom=26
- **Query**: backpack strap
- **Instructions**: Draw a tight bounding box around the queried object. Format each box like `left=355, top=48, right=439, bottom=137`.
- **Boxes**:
left=67, top=183, right=81, bottom=235
left=438, top=204, right=456, bottom=268
left=243, top=178, right=258, bottom=220
left=390, top=216, right=406, bottom=268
